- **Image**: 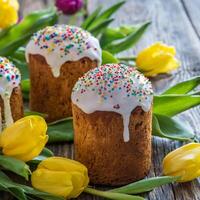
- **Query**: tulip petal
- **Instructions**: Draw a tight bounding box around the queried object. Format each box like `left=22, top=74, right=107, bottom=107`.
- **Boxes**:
left=143, top=53, right=180, bottom=76
left=136, top=42, right=180, bottom=77
left=32, top=168, right=73, bottom=198
left=0, top=0, right=19, bottom=28
left=163, top=143, right=200, bottom=182
left=0, top=116, right=48, bottom=161
left=68, top=171, right=89, bottom=198
left=38, top=157, right=88, bottom=174
left=31, top=157, right=89, bottom=198
left=10, top=135, right=49, bottom=162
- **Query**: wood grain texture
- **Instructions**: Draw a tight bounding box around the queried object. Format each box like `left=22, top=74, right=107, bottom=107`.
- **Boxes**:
left=2, top=0, right=200, bottom=199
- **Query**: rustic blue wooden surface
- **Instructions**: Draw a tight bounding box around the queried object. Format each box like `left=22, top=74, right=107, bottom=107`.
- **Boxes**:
left=3, top=0, right=200, bottom=199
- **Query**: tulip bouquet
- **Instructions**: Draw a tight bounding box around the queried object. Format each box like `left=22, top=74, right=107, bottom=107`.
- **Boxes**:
left=0, top=0, right=200, bottom=200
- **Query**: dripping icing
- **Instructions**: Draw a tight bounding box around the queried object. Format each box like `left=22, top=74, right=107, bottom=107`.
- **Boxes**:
left=0, top=57, right=21, bottom=128
left=25, top=24, right=102, bottom=77
left=2, top=92, right=13, bottom=127
left=71, top=64, right=153, bottom=142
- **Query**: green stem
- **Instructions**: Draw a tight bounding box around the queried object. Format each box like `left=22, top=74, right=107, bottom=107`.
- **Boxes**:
left=118, top=56, right=136, bottom=61
left=84, top=187, right=144, bottom=200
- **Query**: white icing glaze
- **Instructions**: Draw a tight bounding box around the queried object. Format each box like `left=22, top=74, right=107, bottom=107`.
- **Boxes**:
left=0, top=57, right=21, bottom=128
left=25, top=24, right=102, bottom=77
left=2, top=92, right=13, bottom=127
left=72, top=64, right=153, bottom=142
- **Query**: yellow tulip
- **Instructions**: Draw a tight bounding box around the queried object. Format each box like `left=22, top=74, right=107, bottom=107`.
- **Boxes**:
left=0, top=115, right=48, bottom=162
left=0, top=0, right=19, bottom=29
left=136, top=42, right=180, bottom=77
left=31, top=157, right=89, bottom=198
left=163, top=143, right=200, bottom=182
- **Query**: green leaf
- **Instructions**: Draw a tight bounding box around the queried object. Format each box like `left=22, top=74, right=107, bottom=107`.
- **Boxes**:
left=24, top=110, right=47, bottom=118
left=104, top=22, right=150, bottom=54
left=48, top=117, right=74, bottom=143
left=152, top=114, right=195, bottom=141
left=88, top=1, right=125, bottom=30
left=21, top=79, right=30, bottom=93
left=119, top=26, right=138, bottom=35
left=163, top=76, right=200, bottom=95
left=0, top=155, right=30, bottom=180
left=118, top=56, right=136, bottom=62
left=100, top=27, right=126, bottom=48
left=191, top=91, right=200, bottom=95
left=84, top=187, right=144, bottom=200
left=11, top=47, right=26, bottom=62
left=153, top=94, right=200, bottom=117
left=100, top=25, right=138, bottom=48
left=88, top=18, right=114, bottom=37
left=30, top=147, right=54, bottom=164
left=81, top=6, right=102, bottom=29
left=0, top=172, right=28, bottom=200
left=8, top=57, right=29, bottom=80
left=0, top=8, right=58, bottom=56
left=109, top=176, right=179, bottom=194
left=0, top=182, right=27, bottom=200
left=23, top=92, right=29, bottom=101
left=21, top=79, right=30, bottom=100
left=0, top=26, right=14, bottom=38
left=41, top=147, right=54, bottom=157
left=0, top=171, right=12, bottom=182
left=7, top=187, right=27, bottom=200
left=102, top=50, right=119, bottom=64
left=21, top=185, right=65, bottom=200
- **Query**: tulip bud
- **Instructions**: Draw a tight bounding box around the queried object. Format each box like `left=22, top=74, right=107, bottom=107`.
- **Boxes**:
left=0, top=0, right=19, bottom=29
left=55, top=0, right=83, bottom=15
left=163, top=143, right=200, bottom=182
left=0, top=115, right=48, bottom=162
left=31, top=157, right=89, bottom=198
left=136, top=42, right=180, bottom=77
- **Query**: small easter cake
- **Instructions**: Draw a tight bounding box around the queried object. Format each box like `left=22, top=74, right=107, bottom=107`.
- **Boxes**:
left=72, top=63, right=153, bottom=186
left=0, top=57, right=23, bottom=130
left=26, top=24, right=101, bottom=122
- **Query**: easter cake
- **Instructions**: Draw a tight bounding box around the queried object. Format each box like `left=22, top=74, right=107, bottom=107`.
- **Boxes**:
left=26, top=24, right=101, bottom=122
left=0, top=57, right=23, bottom=130
left=72, top=63, right=153, bottom=185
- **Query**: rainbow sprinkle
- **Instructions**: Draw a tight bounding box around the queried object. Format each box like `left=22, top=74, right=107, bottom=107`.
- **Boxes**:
left=73, top=64, right=153, bottom=106
left=31, top=24, right=98, bottom=58
left=0, top=57, right=21, bottom=87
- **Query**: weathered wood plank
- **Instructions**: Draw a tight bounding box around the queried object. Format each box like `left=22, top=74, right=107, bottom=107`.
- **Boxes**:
left=19, top=0, right=46, bottom=15
left=181, top=0, right=200, bottom=39
left=87, top=0, right=200, bottom=200
left=2, top=0, right=200, bottom=200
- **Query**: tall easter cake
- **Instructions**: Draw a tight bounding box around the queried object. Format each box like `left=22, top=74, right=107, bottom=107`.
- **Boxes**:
left=0, top=57, right=23, bottom=130
left=26, top=24, right=101, bottom=122
left=72, top=63, right=153, bottom=185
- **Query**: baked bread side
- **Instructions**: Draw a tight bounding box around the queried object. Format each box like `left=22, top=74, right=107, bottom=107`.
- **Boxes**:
left=73, top=104, right=152, bottom=186
left=29, top=54, right=97, bottom=122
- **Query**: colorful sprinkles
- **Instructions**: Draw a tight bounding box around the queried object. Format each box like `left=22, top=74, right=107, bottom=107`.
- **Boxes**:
left=73, top=63, right=153, bottom=108
left=31, top=24, right=98, bottom=58
left=0, top=57, right=21, bottom=88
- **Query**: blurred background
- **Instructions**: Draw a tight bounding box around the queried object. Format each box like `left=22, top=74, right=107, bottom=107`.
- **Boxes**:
left=18, top=0, right=86, bottom=25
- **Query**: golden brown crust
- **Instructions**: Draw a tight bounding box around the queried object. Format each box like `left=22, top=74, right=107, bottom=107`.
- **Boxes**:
left=0, top=86, right=24, bottom=122
left=28, top=54, right=97, bottom=122
left=72, top=103, right=152, bottom=186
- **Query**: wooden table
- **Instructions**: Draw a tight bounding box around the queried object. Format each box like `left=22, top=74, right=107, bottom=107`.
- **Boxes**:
left=3, top=0, right=200, bottom=199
